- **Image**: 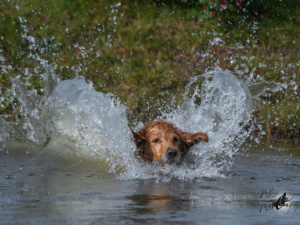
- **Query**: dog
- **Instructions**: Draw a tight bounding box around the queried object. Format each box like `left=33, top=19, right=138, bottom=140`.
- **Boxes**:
left=132, top=120, right=208, bottom=165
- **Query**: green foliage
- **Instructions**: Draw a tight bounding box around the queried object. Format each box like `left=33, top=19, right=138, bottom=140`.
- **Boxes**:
left=0, top=0, right=299, bottom=137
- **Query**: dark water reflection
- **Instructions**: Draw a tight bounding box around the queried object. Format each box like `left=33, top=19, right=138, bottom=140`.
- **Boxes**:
left=1, top=140, right=300, bottom=225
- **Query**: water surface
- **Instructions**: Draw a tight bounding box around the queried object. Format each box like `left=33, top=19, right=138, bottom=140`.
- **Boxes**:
left=1, top=140, right=300, bottom=225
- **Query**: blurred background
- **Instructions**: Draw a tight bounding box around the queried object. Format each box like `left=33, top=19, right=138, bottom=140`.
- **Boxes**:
left=1, top=0, right=299, bottom=139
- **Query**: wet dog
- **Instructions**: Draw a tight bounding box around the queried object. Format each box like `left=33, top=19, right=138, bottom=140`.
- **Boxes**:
left=132, top=120, right=208, bottom=165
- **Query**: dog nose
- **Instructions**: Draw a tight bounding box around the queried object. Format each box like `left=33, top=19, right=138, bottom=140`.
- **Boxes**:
left=166, top=148, right=178, bottom=159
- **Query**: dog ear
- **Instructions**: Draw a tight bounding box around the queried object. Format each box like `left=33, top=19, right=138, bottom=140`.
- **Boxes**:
left=181, top=132, right=209, bottom=147
left=132, top=130, right=149, bottom=160
left=131, top=130, right=146, bottom=149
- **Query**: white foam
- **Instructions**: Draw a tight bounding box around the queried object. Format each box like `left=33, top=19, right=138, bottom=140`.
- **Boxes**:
left=1, top=68, right=254, bottom=180
left=119, top=69, right=253, bottom=180
left=41, top=76, right=134, bottom=160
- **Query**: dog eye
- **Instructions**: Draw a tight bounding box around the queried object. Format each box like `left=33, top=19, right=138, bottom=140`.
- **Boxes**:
left=152, top=138, right=160, bottom=143
left=172, top=136, right=179, bottom=143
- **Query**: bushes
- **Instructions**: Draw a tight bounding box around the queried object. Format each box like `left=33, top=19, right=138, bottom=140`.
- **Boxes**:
left=0, top=0, right=299, bottom=137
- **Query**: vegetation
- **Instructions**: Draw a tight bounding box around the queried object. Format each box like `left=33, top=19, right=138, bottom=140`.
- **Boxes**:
left=0, top=0, right=299, bottom=138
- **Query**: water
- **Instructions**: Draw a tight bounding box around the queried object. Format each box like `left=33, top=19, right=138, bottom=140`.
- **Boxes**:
left=1, top=1, right=299, bottom=224
left=1, top=68, right=254, bottom=180
left=1, top=140, right=300, bottom=225
left=0, top=5, right=267, bottom=180
left=1, top=66, right=299, bottom=224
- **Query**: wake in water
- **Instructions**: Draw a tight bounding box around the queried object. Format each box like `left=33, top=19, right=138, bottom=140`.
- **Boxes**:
left=1, top=3, right=291, bottom=180
left=0, top=65, right=254, bottom=180
left=0, top=5, right=253, bottom=179
left=122, top=69, right=253, bottom=180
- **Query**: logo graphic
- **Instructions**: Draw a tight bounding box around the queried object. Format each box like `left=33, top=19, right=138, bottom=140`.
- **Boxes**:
left=274, top=193, right=291, bottom=210
left=260, top=190, right=295, bottom=213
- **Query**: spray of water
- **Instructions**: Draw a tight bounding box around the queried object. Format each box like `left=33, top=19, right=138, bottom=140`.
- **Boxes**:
left=0, top=7, right=267, bottom=180
left=0, top=62, right=254, bottom=180
left=1, top=2, right=297, bottom=180
left=120, top=69, right=254, bottom=180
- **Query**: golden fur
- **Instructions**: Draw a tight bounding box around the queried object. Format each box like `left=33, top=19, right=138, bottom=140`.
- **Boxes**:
left=132, top=120, right=208, bottom=164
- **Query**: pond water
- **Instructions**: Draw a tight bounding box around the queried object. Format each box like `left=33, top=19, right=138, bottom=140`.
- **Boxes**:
left=1, top=140, right=300, bottom=225
left=1, top=2, right=299, bottom=224
left=0, top=58, right=299, bottom=225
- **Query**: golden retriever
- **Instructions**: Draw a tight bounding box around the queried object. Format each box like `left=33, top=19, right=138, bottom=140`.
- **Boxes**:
left=132, top=120, right=208, bottom=164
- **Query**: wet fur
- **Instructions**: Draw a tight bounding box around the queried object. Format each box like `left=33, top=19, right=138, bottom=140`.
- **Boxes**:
left=132, top=120, right=208, bottom=164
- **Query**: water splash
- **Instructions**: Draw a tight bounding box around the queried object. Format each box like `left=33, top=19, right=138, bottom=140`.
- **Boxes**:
left=0, top=8, right=257, bottom=177
left=120, top=69, right=253, bottom=180
left=41, top=76, right=133, bottom=161
left=1, top=1, right=297, bottom=180
left=0, top=65, right=253, bottom=180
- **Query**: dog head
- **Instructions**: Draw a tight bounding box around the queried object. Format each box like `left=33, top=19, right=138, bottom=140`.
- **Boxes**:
left=132, top=120, right=208, bottom=165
